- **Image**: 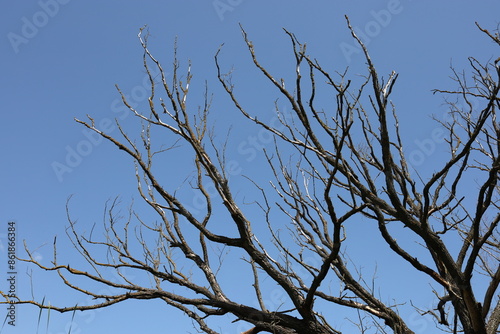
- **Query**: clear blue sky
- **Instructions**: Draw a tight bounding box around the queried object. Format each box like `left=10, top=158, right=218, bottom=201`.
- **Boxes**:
left=1, top=1, right=499, bottom=333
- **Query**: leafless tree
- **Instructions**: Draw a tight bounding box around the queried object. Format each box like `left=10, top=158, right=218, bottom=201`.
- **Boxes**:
left=2, top=17, right=499, bottom=334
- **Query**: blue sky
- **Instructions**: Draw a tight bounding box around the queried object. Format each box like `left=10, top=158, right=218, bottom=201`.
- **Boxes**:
left=1, top=1, right=499, bottom=333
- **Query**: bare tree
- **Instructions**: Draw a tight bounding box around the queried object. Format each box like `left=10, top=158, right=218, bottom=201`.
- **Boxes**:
left=2, top=17, right=499, bottom=334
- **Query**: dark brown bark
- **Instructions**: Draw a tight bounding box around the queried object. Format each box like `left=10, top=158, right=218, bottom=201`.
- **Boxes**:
left=2, top=18, right=499, bottom=334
